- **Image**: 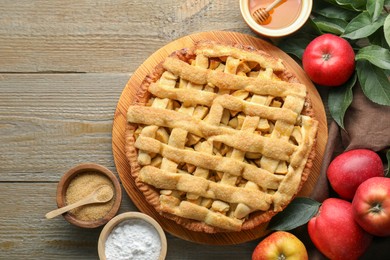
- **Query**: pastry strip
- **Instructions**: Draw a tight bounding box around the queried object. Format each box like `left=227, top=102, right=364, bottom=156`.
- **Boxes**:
left=163, top=57, right=306, bottom=97
left=194, top=41, right=285, bottom=71
left=134, top=136, right=283, bottom=189
left=149, top=83, right=298, bottom=123
left=139, top=166, right=272, bottom=211
left=128, top=106, right=296, bottom=161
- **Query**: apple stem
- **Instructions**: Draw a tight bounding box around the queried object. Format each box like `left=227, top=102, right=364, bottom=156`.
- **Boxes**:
left=322, top=53, right=331, bottom=61
left=370, top=203, right=382, bottom=214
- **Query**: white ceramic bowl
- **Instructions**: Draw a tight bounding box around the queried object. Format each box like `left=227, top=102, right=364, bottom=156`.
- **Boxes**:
left=240, top=0, right=313, bottom=37
left=98, top=212, right=167, bottom=260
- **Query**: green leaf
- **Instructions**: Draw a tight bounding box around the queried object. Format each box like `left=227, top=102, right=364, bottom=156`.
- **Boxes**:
left=368, top=29, right=390, bottom=49
left=324, top=0, right=367, bottom=11
left=267, top=198, right=321, bottom=231
left=313, top=0, right=335, bottom=12
left=367, top=0, right=384, bottom=22
left=277, top=34, right=315, bottom=60
left=355, top=45, right=390, bottom=70
left=313, top=5, right=358, bottom=21
left=357, top=60, right=390, bottom=105
left=297, top=19, right=324, bottom=35
left=307, top=18, right=325, bottom=36
left=312, top=15, right=348, bottom=35
left=343, top=12, right=386, bottom=39
left=385, top=14, right=390, bottom=47
left=328, top=74, right=356, bottom=129
left=338, top=0, right=367, bottom=10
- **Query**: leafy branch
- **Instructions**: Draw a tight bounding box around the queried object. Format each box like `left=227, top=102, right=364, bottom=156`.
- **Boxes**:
left=277, top=0, right=390, bottom=129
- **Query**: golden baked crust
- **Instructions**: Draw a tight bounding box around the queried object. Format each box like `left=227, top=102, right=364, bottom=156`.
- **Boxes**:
left=125, top=41, right=318, bottom=233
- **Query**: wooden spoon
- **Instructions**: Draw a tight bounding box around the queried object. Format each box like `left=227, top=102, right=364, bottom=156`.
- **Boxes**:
left=45, top=185, right=114, bottom=219
left=252, top=0, right=284, bottom=25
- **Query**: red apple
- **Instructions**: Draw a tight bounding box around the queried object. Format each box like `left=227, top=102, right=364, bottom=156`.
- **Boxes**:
left=302, top=34, right=355, bottom=87
left=327, top=149, right=384, bottom=200
left=308, top=198, right=372, bottom=260
left=252, top=231, right=308, bottom=260
left=352, top=177, right=390, bottom=236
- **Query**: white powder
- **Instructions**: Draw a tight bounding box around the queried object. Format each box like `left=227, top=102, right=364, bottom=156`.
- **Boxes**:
left=105, top=219, right=162, bottom=260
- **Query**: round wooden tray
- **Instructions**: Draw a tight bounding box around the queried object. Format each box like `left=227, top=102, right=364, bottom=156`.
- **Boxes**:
left=112, top=31, right=328, bottom=245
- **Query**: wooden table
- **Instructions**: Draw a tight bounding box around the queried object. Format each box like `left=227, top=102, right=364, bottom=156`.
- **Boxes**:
left=0, top=1, right=386, bottom=259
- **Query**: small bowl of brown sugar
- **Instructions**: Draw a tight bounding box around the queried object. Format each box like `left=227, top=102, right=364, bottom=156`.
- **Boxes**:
left=56, top=163, right=122, bottom=228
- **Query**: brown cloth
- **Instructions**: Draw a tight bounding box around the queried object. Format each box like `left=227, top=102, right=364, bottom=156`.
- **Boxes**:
left=294, top=84, right=390, bottom=259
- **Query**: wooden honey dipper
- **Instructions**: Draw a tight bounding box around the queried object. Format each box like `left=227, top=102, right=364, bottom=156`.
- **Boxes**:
left=252, top=0, right=284, bottom=24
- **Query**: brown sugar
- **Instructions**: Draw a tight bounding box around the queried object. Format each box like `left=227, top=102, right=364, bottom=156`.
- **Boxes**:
left=65, top=171, right=115, bottom=221
left=96, top=185, right=114, bottom=202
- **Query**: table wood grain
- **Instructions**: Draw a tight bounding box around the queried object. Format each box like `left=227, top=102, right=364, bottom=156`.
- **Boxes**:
left=1, top=1, right=387, bottom=259
left=0, top=1, right=259, bottom=259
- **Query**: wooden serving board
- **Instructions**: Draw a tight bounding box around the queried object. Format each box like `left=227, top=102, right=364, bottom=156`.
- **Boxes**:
left=112, top=31, right=328, bottom=245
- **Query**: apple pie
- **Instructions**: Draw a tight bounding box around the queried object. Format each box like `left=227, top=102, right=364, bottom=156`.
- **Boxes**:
left=125, top=41, right=318, bottom=233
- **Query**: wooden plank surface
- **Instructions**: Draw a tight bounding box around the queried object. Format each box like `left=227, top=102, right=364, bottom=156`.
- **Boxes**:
left=0, top=183, right=258, bottom=259
left=0, top=0, right=252, bottom=73
left=0, top=72, right=258, bottom=259
left=0, top=73, right=129, bottom=181
left=0, top=0, right=261, bottom=257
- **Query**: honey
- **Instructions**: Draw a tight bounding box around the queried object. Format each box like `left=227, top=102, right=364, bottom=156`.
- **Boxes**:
left=249, top=0, right=302, bottom=29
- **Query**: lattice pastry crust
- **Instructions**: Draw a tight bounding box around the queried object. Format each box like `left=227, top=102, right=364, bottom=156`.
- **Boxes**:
left=125, top=41, right=318, bottom=233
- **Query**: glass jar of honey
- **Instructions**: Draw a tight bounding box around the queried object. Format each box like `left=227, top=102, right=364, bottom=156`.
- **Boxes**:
left=249, top=0, right=302, bottom=29
left=240, top=0, right=313, bottom=37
